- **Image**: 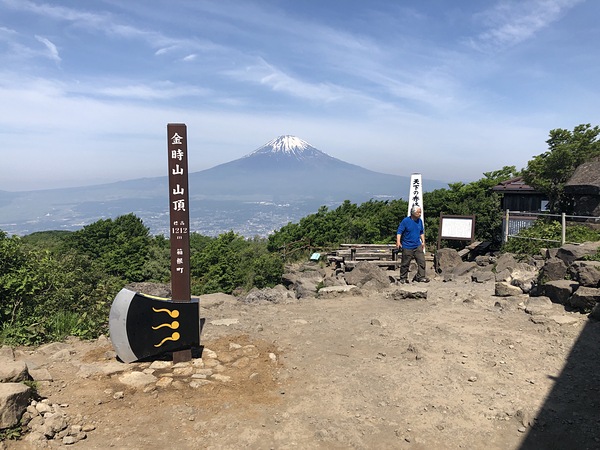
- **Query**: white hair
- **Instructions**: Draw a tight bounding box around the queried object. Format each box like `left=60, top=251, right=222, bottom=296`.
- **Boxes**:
left=410, top=205, right=421, bottom=215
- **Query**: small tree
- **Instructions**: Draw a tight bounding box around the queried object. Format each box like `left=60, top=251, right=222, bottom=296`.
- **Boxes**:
left=523, top=124, right=600, bottom=213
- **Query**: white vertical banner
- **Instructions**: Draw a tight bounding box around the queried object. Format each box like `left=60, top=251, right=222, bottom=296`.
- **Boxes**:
left=407, top=173, right=424, bottom=221
left=408, top=173, right=424, bottom=252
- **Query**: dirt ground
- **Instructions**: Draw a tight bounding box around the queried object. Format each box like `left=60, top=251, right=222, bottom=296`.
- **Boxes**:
left=4, top=273, right=600, bottom=450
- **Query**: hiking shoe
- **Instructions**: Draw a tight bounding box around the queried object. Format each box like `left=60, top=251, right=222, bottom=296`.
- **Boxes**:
left=414, top=277, right=430, bottom=283
left=398, top=278, right=409, bottom=284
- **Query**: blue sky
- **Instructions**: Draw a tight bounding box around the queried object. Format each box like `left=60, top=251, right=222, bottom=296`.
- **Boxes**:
left=0, top=0, right=598, bottom=191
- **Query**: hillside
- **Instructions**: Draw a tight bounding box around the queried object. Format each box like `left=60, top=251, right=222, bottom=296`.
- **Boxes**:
left=0, top=136, right=448, bottom=236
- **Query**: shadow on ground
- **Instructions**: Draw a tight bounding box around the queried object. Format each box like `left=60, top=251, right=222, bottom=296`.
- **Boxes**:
left=519, top=318, right=600, bottom=450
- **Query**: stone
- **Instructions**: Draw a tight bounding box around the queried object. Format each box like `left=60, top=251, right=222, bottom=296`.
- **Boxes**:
left=28, top=368, right=53, bottom=382
left=590, top=302, right=600, bottom=320
left=524, top=296, right=554, bottom=315
left=556, top=242, right=600, bottom=266
left=539, top=257, right=568, bottom=282
left=434, top=248, right=462, bottom=274
left=317, top=285, right=361, bottom=298
left=0, top=346, right=14, bottom=359
left=495, top=253, right=518, bottom=274
left=198, top=292, right=238, bottom=309
left=0, top=358, right=29, bottom=383
left=36, top=342, right=70, bottom=356
left=0, top=383, right=32, bottom=429
left=494, top=282, right=523, bottom=297
left=118, top=371, right=158, bottom=389
left=568, top=260, right=600, bottom=287
left=452, top=261, right=477, bottom=277
left=471, top=270, right=495, bottom=283
left=388, top=286, right=428, bottom=300
left=210, top=319, right=239, bottom=326
left=495, top=269, right=512, bottom=283
left=568, top=286, right=600, bottom=311
left=344, top=261, right=391, bottom=289
left=543, top=279, right=579, bottom=304
left=510, top=263, right=539, bottom=294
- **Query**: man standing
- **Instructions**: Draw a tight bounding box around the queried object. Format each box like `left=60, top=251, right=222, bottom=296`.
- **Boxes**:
left=396, top=206, right=429, bottom=283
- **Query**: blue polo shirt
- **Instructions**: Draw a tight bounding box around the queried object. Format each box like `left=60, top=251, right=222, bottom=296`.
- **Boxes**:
left=397, top=216, right=424, bottom=250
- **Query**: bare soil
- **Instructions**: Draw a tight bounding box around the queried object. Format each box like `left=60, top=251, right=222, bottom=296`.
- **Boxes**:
left=5, top=275, right=600, bottom=450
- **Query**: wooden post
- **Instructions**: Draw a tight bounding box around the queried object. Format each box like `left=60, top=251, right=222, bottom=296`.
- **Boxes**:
left=167, top=123, right=192, bottom=363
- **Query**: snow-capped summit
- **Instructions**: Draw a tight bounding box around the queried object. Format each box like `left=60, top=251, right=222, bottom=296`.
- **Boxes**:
left=246, top=135, right=329, bottom=160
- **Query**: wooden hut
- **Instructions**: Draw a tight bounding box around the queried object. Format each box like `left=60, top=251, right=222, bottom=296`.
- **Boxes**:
left=564, top=157, right=600, bottom=218
left=492, top=176, right=548, bottom=212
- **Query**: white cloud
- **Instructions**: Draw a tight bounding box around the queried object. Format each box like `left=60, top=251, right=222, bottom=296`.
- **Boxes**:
left=467, top=0, right=583, bottom=52
left=34, top=35, right=60, bottom=62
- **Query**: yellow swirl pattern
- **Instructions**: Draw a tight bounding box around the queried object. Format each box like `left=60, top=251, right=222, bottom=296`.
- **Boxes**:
left=152, top=307, right=179, bottom=318
left=154, top=332, right=180, bottom=348
left=152, top=321, right=179, bottom=330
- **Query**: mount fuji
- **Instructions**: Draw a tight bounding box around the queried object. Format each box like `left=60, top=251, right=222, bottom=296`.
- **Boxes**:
left=0, top=136, right=447, bottom=237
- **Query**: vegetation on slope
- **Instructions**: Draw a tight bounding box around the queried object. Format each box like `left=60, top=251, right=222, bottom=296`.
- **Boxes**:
left=2, top=124, right=599, bottom=345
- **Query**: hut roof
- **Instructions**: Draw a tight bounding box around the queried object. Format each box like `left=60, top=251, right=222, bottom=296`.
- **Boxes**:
left=564, top=156, right=600, bottom=195
left=492, top=176, right=537, bottom=193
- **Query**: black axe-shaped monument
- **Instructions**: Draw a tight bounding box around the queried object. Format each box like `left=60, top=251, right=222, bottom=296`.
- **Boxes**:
left=109, top=289, right=205, bottom=363
left=109, top=123, right=204, bottom=363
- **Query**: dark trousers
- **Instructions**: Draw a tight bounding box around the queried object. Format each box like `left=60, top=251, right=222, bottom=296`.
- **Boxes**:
left=399, top=247, right=426, bottom=280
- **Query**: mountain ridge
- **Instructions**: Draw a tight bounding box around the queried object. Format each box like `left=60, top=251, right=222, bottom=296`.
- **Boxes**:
left=0, top=136, right=448, bottom=236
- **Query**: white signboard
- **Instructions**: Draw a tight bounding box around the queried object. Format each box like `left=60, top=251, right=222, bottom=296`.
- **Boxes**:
left=440, top=216, right=474, bottom=240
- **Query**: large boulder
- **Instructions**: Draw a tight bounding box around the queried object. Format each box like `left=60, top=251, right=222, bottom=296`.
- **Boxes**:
left=556, top=242, right=600, bottom=266
left=451, top=261, right=477, bottom=278
left=0, top=383, right=31, bottom=429
left=495, top=253, right=518, bottom=274
left=539, top=257, right=568, bottom=282
left=344, top=261, right=391, bottom=290
left=568, top=260, right=600, bottom=287
left=434, top=248, right=462, bottom=274
left=543, top=279, right=579, bottom=304
left=282, top=264, right=326, bottom=299
left=0, top=358, right=29, bottom=383
left=568, top=287, right=600, bottom=312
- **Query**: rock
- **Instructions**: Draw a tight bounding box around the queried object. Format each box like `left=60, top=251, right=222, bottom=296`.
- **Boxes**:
left=0, top=346, right=14, bottom=359
left=0, top=358, right=30, bottom=383
left=494, top=282, right=523, bottom=297
left=471, top=270, right=495, bottom=283
left=543, top=279, right=579, bottom=304
left=434, top=248, right=462, bottom=274
left=242, top=287, right=293, bottom=304
left=387, top=286, right=428, bottom=300
left=452, top=261, right=477, bottom=277
left=125, top=282, right=171, bottom=298
left=42, top=413, right=68, bottom=438
left=568, top=286, right=600, bottom=312
left=510, top=263, right=539, bottom=294
left=590, top=302, right=600, bottom=320
left=524, top=296, right=554, bottom=315
left=568, top=260, right=600, bottom=287
left=118, top=371, right=158, bottom=389
left=556, top=242, right=600, bottom=266
left=198, top=292, right=238, bottom=309
left=36, top=342, right=71, bottom=356
left=495, top=253, right=518, bottom=274
left=0, top=383, right=31, bottom=429
left=539, top=257, right=568, bottom=282
left=317, top=285, right=361, bottom=298
left=344, top=261, right=391, bottom=290
left=210, top=319, right=239, bottom=326
left=495, top=269, right=512, bottom=283
left=28, top=368, right=53, bottom=382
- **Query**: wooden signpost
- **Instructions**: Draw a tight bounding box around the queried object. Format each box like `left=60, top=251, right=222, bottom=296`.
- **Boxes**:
left=167, top=123, right=192, bottom=363
left=108, top=124, right=203, bottom=364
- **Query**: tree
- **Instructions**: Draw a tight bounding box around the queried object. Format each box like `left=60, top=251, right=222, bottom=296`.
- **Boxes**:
left=523, top=124, right=600, bottom=213
left=66, top=213, right=151, bottom=281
